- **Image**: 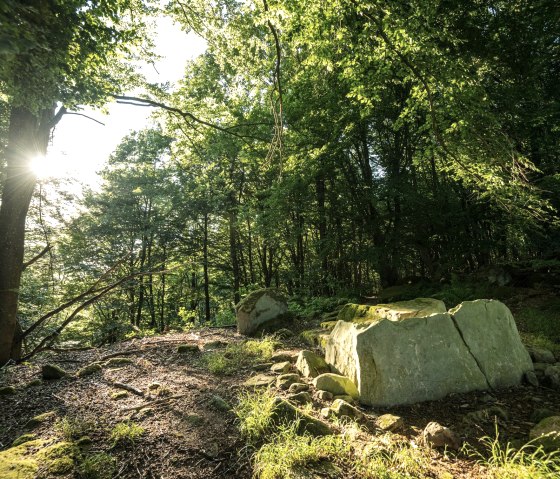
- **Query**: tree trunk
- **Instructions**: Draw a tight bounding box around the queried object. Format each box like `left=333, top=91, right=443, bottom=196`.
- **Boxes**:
left=202, top=212, right=211, bottom=323
left=0, top=106, right=53, bottom=364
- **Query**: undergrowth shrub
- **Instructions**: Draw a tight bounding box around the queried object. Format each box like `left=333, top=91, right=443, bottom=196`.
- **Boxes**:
left=203, top=337, right=279, bottom=375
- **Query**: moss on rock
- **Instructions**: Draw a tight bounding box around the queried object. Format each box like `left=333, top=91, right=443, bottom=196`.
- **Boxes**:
left=26, top=411, right=57, bottom=429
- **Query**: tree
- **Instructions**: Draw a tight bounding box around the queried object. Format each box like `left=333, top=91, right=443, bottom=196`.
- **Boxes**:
left=0, top=0, right=151, bottom=363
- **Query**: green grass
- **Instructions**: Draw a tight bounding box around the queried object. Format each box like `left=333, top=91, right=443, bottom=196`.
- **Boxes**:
left=464, top=432, right=560, bottom=479
left=109, top=421, right=145, bottom=446
left=234, top=388, right=278, bottom=444
left=203, top=337, right=279, bottom=375
left=77, top=453, right=116, bottom=479
left=55, top=416, right=96, bottom=441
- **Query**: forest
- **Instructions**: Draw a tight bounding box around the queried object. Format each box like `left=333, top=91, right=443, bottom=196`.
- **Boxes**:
left=1, top=1, right=559, bottom=479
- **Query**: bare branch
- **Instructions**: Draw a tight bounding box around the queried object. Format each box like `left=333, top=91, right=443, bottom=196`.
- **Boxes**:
left=63, top=112, right=105, bottom=126
left=22, top=244, right=52, bottom=272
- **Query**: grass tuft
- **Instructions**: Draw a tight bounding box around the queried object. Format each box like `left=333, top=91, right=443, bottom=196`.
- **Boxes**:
left=55, top=416, right=95, bottom=441
left=234, top=388, right=278, bottom=444
left=203, top=337, right=279, bottom=375
left=78, top=452, right=116, bottom=479
left=109, top=421, right=145, bottom=446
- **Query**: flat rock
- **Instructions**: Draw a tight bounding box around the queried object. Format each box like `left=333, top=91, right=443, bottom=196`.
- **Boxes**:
left=77, top=363, right=102, bottom=377
left=529, top=416, right=560, bottom=450
left=41, top=364, right=67, bottom=380
left=337, top=298, right=446, bottom=324
left=271, top=361, right=292, bottom=373
left=313, top=373, right=359, bottom=399
left=376, top=414, right=404, bottom=432
left=287, top=392, right=313, bottom=405
left=295, top=350, right=330, bottom=378
left=326, top=399, right=363, bottom=421
left=177, top=344, right=199, bottom=353
left=243, top=374, right=276, bottom=387
left=277, top=373, right=300, bottom=390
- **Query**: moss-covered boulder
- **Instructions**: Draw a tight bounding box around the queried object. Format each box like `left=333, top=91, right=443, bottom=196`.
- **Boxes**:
left=295, top=350, right=330, bottom=378
left=42, top=364, right=67, bottom=380
left=236, top=288, right=289, bottom=336
left=0, top=439, right=78, bottom=479
left=530, top=416, right=560, bottom=450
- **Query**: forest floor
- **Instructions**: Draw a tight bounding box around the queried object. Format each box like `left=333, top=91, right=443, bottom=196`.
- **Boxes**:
left=1, top=296, right=559, bottom=478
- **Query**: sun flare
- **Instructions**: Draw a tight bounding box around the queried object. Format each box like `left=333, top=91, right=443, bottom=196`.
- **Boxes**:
left=30, top=153, right=76, bottom=180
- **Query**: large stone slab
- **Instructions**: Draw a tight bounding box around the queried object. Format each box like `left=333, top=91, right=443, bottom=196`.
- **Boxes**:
left=236, top=288, right=288, bottom=336
left=326, top=299, right=532, bottom=407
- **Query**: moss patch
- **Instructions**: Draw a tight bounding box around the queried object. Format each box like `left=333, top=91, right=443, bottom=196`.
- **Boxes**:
left=26, top=410, right=57, bottom=429
left=12, top=434, right=37, bottom=447
left=236, top=288, right=287, bottom=313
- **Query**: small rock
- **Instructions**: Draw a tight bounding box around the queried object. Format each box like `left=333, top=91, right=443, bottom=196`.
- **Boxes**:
left=313, top=373, right=359, bottom=399
left=288, top=392, right=313, bottom=405
left=376, top=414, right=404, bottom=432
left=328, top=399, right=364, bottom=421
left=177, top=344, right=199, bottom=353
left=317, top=391, right=334, bottom=401
left=103, top=357, right=133, bottom=368
left=530, top=408, right=557, bottom=424
left=334, top=395, right=355, bottom=404
left=288, top=383, right=309, bottom=394
left=270, top=351, right=295, bottom=363
left=524, top=371, right=539, bottom=387
left=529, top=416, right=560, bottom=450
left=12, top=434, right=37, bottom=447
left=42, top=364, right=67, bottom=380
left=423, top=422, right=461, bottom=450
left=276, top=373, right=300, bottom=390
left=533, top=362, right=549, bottom=374
left=111, top=391, right=129, bottom=400
left=275, top=328, right=294, bottom=339
left=0, top=386, right=17, bottom=395
left=253, top=362, right=274, bottom=371
left=295, top=350, right=330, bottom=378
left=77, top=363, right=102, bottom=377
left=148, top=382, right=162, bottom=390
left=480, top=393, right=497, bottom=403
left=25, top=379, right=42, bottom=388
left=209, top=395, right=232, bottom=412
left=544, top=365, right=560, bottom=389
left=271, top=361, right=292, bottom=373
left=243, top=374, right=276, bottom=387
left=528, top=347, right=556, bottom=364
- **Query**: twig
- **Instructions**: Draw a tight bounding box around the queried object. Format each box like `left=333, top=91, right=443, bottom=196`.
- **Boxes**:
left=63, top=112, right=105, bottom=126
left=99, top=350, right=143, bottom=361
left=112, top=382, right=145, bottom=396
left=22, top=244, right=52, bottom=271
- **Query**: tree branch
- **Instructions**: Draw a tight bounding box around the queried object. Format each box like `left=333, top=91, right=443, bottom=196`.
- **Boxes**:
left=22, top=244, right=52, bottom=272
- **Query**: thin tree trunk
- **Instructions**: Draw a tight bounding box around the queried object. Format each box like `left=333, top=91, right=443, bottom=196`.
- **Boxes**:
left=203, top=212, right=211, bottom=323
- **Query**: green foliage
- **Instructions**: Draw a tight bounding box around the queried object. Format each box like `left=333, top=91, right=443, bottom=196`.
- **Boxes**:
left=77, top=453, right=117, bottom=479
left=109, top=421, right=145, bottom=446
left=288, top=296, right=355, bottom=319
left=464, top=432, right=560, bottom=479
left=55, top=416, right=96, bottom=441
left=517, top=300, right=560, bottom=345
left=203, top=337, right=279, bottom=375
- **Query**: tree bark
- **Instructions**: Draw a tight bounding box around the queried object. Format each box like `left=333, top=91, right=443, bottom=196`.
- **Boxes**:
left=0, top=105, right=53, bottom=364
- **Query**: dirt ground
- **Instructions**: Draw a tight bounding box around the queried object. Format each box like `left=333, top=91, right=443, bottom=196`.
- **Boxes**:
left=1, top=327, right=559, bottom=478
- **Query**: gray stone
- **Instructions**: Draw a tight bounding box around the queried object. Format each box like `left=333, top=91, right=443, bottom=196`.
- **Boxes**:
left=288, top=392, right=313, bottom=405
left=243, top=374, right=276, bottom=387
left=529, top=416, right=560, bottom=450
left=333, top=395, right=355, bottom=404
left=277, top=373, right=300, bottom=390
left=272, top=397, right=332, bottom=436
left=41, top=364, right=67, bottom=380
left=533, top=362, right=549, bottom=374
left=376, top=414, right=404, bottom=432
left=288, top=383, right=310, bottom=394
left=313, top=373, right=359, bottom=399
left=326, top=299, right=532, bottom=407
left=423, top=422, right=461, bottom=450
left=544, top=365, right=560, bottom=389
left=253, top=362, right=273, bottom=371
left=295, top=350, right=330, bottom=378
left=528, top=347, right=556, bottom=364
left=271, top=361, right=292, bottom=374
left=236, top=288, right=289, bottom=336
left=270, top=351, right=295, bottom=363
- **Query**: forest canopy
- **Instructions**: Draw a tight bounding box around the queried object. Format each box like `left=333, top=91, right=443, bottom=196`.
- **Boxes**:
left=1, top=0, right=559, bottom=357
